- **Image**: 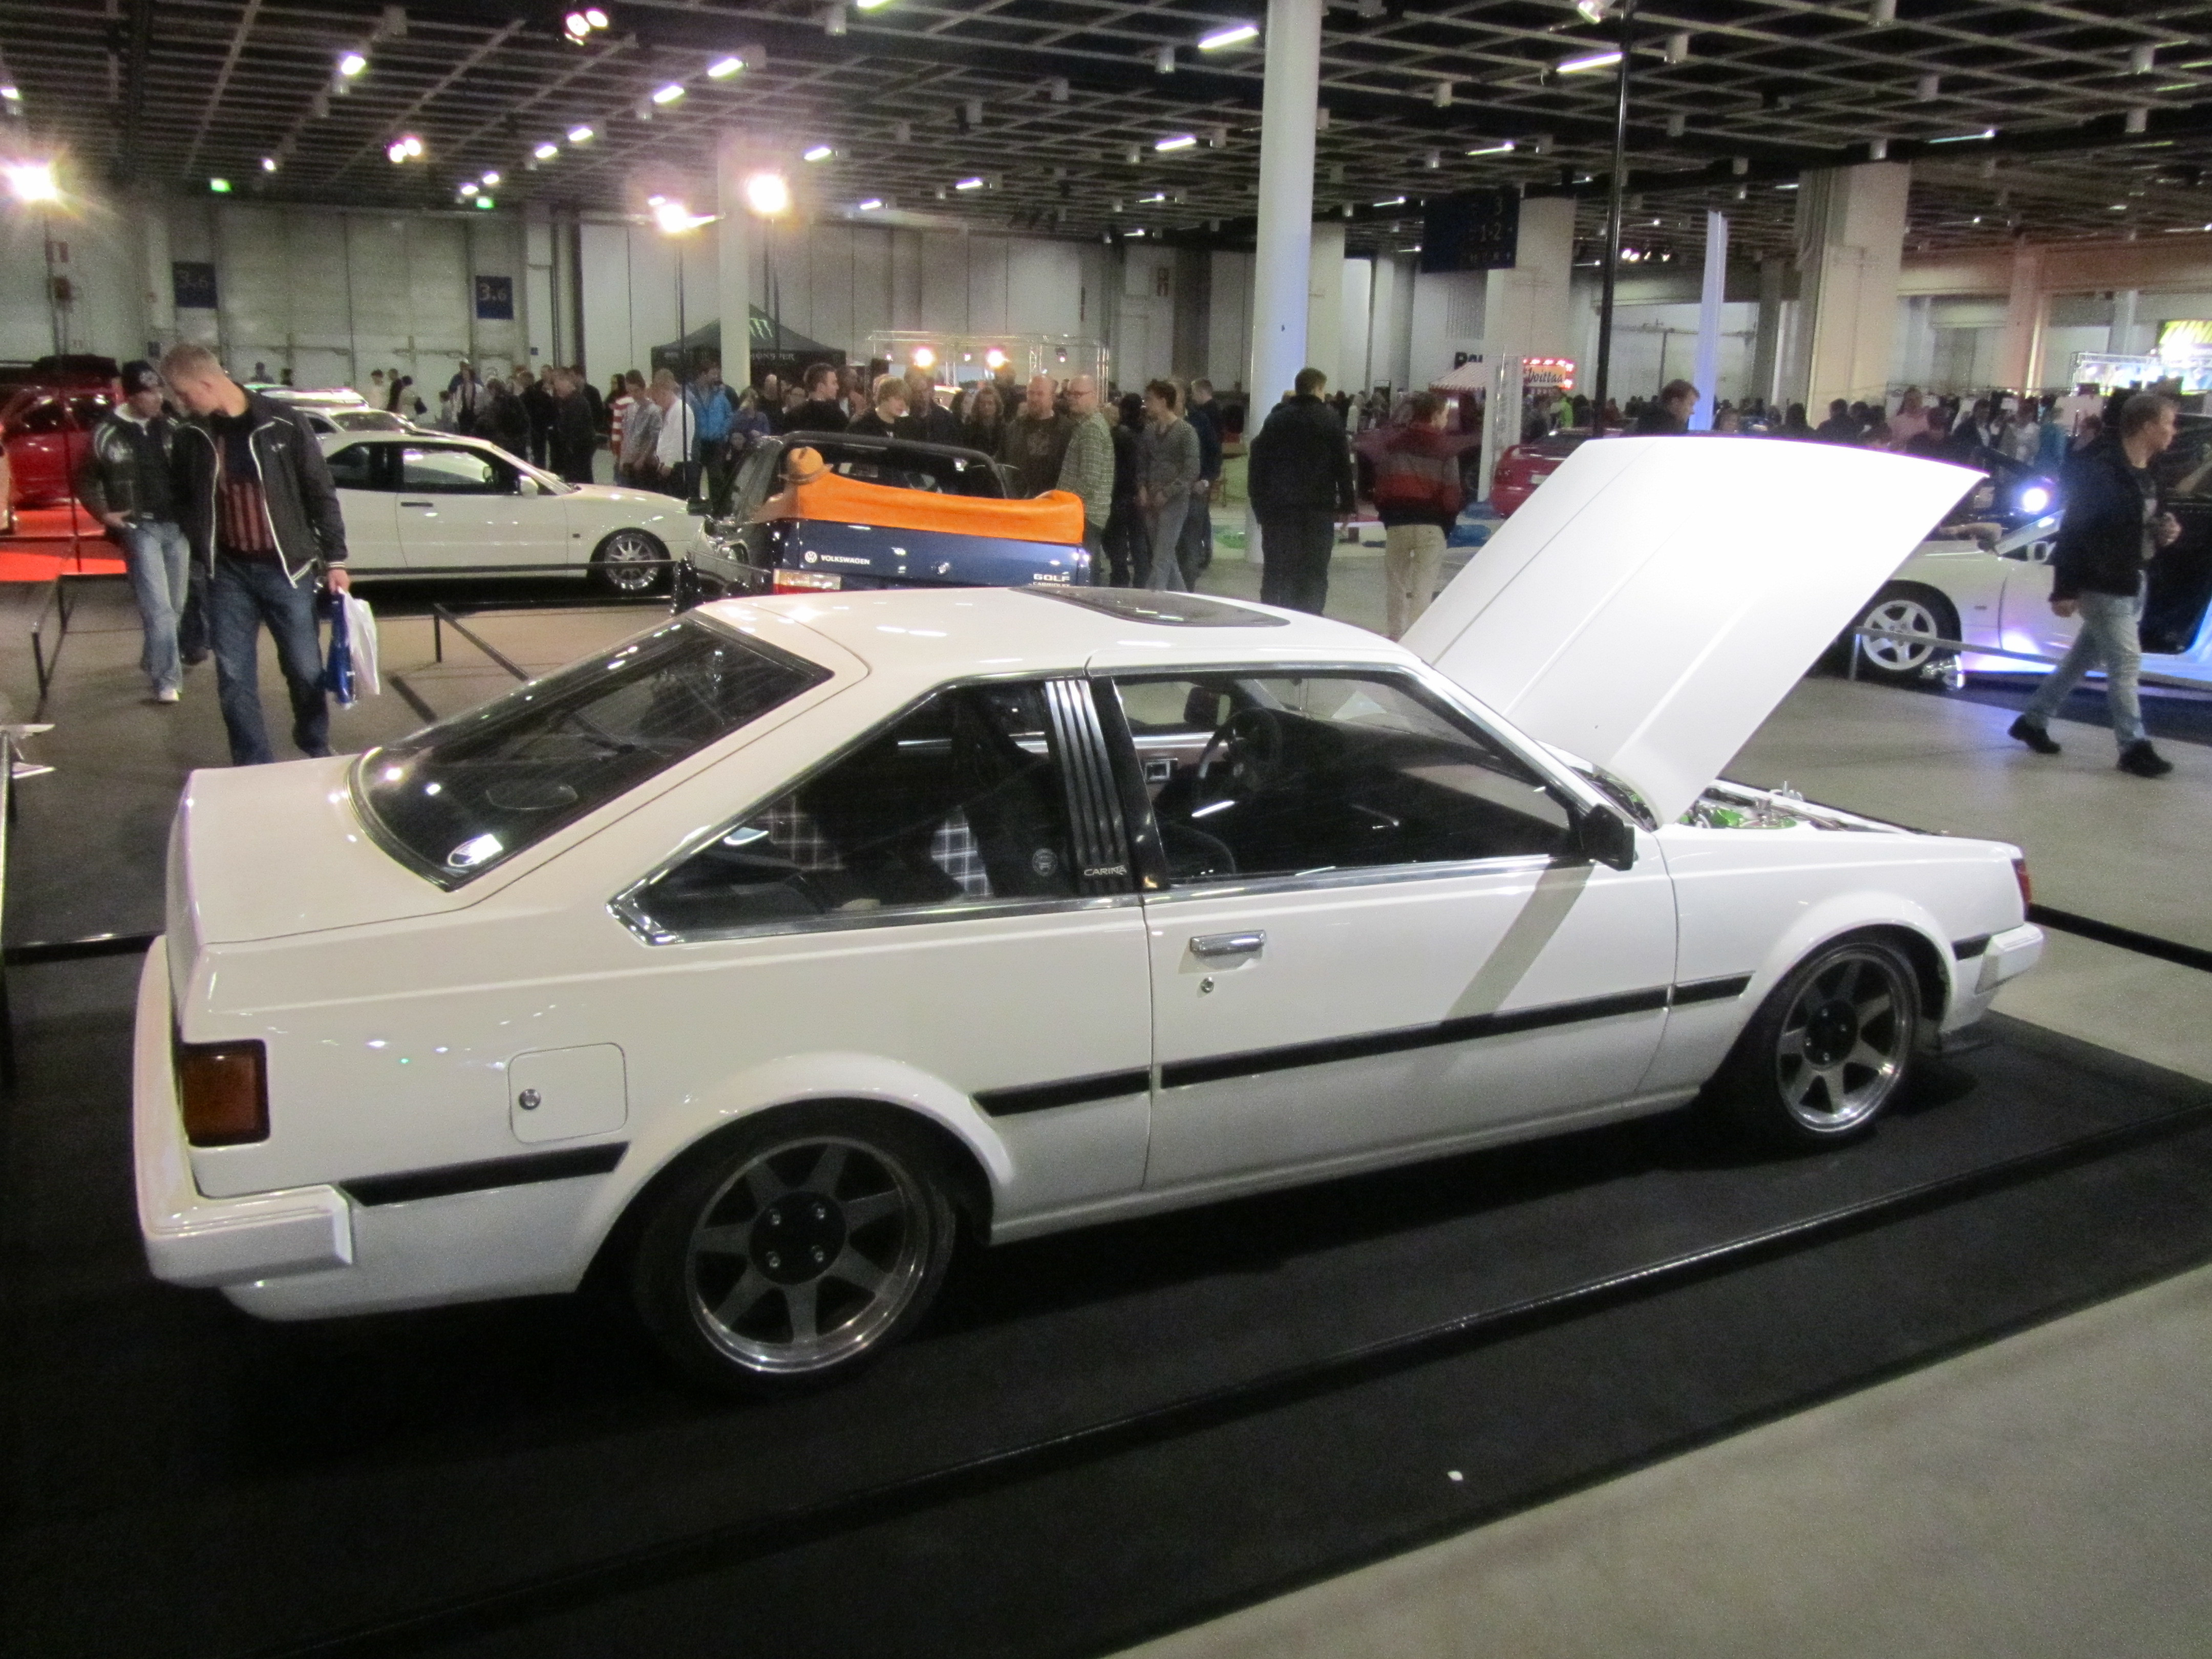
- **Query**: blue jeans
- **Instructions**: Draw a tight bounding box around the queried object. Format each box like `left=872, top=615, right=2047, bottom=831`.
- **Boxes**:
left=1142, top=496, right=1190, bottom=590
left=120, top=520, right=189, bottom=694
left=208, top=555, right=330, bottom=765
left=2022, top=584, right=2146, bottom=748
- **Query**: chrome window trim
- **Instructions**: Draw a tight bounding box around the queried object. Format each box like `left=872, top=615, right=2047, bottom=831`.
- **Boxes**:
left=1136, top=853, right=1559, bottom=906
left=608, top=671, right=1132, bottom=947
left=615, top=889, right=1141, bottom=948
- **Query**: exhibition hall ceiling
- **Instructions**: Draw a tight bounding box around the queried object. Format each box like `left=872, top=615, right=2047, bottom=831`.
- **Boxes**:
left=3, top=0, right=2210, bottom=261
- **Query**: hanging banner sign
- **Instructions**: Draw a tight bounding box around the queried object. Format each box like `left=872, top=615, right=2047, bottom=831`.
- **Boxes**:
left=1421, top=190, right=1518, bottom=274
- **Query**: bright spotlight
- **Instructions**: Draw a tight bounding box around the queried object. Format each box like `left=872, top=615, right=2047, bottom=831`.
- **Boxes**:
left=803, top=144, right=834, bottom=162
left=1155, top=134, right=1197, bottom=152
left=652, top=82, right=685, bottom=105
left=1198, top=22, right=1259, bottom=50
left=984, top=347, right=1008, bottom=370
left=533, top=142, right=560, bottom=160
left=743, top=171, right=790, bottom=215
left=4, top=161, right=58, bottom=204
left=337, top=51, right=368, bottom=77
left=1557, top=48, right=1624, bottom=73
left=857, top=197, right=883, bottom=210
left=911, top=347, right=935, bottom=369
left=585, top=6, right=608, bottom=24
left=708, top=55, right=744, bottom=79
left=953, top=176, right=984, bottom=190
left=481, top=169, right=501, bottom=185
left=652, top=199, right=691, bottom=232
left=568, top=124, right=594, bottom=144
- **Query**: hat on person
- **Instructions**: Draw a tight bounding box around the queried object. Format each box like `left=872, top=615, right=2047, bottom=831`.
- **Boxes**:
left=119, top=359, right=162, bottom=394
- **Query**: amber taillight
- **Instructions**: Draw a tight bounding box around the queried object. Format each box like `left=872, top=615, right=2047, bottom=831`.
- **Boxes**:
left=2013, top=857, right=2033, bottom=909
left=176, top=1039, right=268, bottom=1146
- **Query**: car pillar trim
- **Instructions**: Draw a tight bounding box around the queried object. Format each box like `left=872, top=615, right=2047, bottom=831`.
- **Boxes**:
left=339, top=1142, right=627, bottom=1207
left=1043, top=676, right=1133, bottom=897
left=1669, top=973, right=1754, bottom=1006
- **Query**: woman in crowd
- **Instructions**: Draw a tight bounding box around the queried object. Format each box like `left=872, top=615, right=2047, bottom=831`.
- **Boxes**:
left=1102, top=393, right=1144, bottom=588
left=962, top=380, right=1006, bottom=456
left=1134, top=378, right=1200, bottom=592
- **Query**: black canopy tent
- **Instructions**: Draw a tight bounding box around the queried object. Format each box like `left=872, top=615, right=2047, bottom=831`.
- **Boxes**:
left=651, top=309, right=844, bottom=387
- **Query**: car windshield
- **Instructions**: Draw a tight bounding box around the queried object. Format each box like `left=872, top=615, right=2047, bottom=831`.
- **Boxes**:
left=354, top=617, right=832, bottom=886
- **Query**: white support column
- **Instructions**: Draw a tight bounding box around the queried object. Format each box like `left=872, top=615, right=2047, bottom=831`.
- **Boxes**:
left=716, top=131, right=756, bottom=388
left=1477, top=197, right=1573, bottom=501
left=1306, top=219, right=1346, bottom=390
left=2112, top=288, right=2139, bottom=357
left=1690, top=209, right=1728, bottom=429
left=1997, top=240, right=2046, bottom=394
left=1786, top=162, right=1909, bottom=412
left=140, top=195, right=175, bottom=357
left=1246, top=0, right=1322, bottom=407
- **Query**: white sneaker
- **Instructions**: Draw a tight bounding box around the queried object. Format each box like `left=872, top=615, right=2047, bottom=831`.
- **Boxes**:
left=155, top=687, right=180, bottom=704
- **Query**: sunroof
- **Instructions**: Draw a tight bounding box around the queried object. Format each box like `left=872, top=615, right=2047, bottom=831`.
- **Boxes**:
left=1029, top=588, right=1289, bottom=627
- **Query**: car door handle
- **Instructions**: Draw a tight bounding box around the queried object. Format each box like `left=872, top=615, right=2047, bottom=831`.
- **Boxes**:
left=400, top=499, right=435, bottom=508
left=1190, top=931, right=1265, bottom=959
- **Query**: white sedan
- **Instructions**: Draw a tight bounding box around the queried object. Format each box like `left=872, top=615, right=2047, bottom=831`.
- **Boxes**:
left=317, top=432, right=691, bottom=592
left=136, top=439, right=2041, bottom=1391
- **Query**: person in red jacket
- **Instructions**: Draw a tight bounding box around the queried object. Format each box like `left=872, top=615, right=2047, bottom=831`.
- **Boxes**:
left=1371, top=391, right=1465, bottom=639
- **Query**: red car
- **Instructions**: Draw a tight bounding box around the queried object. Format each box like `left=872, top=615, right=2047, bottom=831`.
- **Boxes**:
left=1490, top=433, right=1590, bottom=517
left=3, top=384, right=116, bottom=515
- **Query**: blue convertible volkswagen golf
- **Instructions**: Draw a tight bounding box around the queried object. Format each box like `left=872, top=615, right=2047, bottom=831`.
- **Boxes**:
left=675, top=433, right=1090, bottom=607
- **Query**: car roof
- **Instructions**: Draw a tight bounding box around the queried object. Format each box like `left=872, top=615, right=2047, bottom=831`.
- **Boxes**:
left=696, top=586, right=1407, bottom=690
left=315, top=430, right=497, bottom=453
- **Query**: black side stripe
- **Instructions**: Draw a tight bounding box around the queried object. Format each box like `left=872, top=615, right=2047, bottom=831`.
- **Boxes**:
left=1671, top=973, right=1753, bottom=1005
left=974, top=1069, right=1152, bottom=1118
left=341, top=1143, right=627, bottom=1207
left=1160, top=986, right=1673, bottom=1091
left=1952, top=935, right=1992, bottom=960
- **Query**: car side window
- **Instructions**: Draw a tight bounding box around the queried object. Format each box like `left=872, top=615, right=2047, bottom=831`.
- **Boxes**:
left=730, top=443, right=781, bottom=519
left=18, top=398, right=66, bottom=436
left=1112, top=672, right=1573, bottom=885
left=627, top=681, right=1082, bottom=939
left=400, top=445, right=505, bottom=494
left=323, top=443, right=385, bottom=491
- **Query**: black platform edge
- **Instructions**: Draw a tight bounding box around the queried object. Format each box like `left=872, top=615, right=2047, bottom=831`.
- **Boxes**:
left=3, top=931, right=158, bottom=967
left=242, top=1073, right=2212, bottom=1659
left=2028, top=904, right=2212, bottom=975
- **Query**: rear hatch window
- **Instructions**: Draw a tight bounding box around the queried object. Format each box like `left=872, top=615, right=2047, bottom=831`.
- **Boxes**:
left=354, top=616, right=831, bottom=886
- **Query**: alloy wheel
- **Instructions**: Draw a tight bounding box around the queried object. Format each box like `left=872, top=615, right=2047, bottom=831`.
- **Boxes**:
left=1859, top=595, right=1942, bottom=674
left=1773, top=948, right=1915, bottom=1134
left=597, top=530, right=664, bottom=593
left=684, top=1135, right=934, bottom=1375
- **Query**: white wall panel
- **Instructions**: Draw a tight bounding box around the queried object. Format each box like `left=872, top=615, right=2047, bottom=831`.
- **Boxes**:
left=1207, top=250, right=1253, bottom=392
left=920, top=233, right=969, bottom=334
left=1342, top=257, right=1373, bottom=392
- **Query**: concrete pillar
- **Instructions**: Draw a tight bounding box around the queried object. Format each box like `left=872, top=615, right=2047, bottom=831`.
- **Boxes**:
left=1785, top=162, right=1909, bottom=411
left=1305, top=220, right=1346, bottom=392
left=1750, top=256, right=1784, bottom=409
left=1246, top=0, right=1322, bottom=406
left=716, top=132, right=755, bottom=388
left=1691, top=209, right=1728, bottom=429
left=1478, top=197, right=1574, bottom=500
left=2112, top=288, right=2139, bottom=357
left=140, top=194, right=174, bottom=357
left=1996, top=241, right=2046, bottom=394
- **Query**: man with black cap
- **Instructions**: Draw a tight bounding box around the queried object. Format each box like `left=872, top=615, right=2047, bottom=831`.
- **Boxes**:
left=76, top=360, right=193, bottom=703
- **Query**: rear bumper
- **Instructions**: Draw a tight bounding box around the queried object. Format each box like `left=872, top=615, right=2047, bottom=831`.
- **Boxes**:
left=1939, top=921, right=2044, bottom=1039
left=133, top=942, right=353, bottom=1289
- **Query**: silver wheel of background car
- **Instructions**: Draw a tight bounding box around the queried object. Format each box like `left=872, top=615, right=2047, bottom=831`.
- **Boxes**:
left=591, top=529, right=666, bottom=594
left=683, top=1133, right=939, bottom=1377
left=1852, top=588, right=1956, bottom=684
left=1772, top=947, right=1916, bottom=1135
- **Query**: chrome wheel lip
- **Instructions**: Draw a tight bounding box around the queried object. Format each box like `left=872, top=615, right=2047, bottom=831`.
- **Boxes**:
left=1860, top=597, right=1942, bottom=672
left=1773, top=950, right=1912, bottom=1134
left=684, top=1134, right=930, bottom=1376
left=599, top=531, right=662, bottom=592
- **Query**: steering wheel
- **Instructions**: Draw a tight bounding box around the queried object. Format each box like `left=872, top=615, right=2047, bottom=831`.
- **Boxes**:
left=1194, top=707, right=1285, bottom=810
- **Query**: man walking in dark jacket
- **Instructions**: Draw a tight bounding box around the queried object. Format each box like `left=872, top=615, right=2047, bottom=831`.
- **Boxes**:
left=160, top=343, right=349, bottom=765
left=1178, top=378, right=1223, bottom=579
left=1248, top=368, right=1356, bottom=614
left=548, top=367, right=599, bottom=484
left=2009, top=391, right=2181, bottom=776
left=78, top=360, right=192, bottom=701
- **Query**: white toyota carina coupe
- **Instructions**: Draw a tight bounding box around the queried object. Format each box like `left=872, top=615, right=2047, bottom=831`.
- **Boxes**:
left=136, top=439, right=2043, bottom=1391
left=317, top=432, right=690, bottom=592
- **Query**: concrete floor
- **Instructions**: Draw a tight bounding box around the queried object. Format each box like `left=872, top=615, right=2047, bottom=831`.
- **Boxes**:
left=6, top=543, right=2207, bottom=1659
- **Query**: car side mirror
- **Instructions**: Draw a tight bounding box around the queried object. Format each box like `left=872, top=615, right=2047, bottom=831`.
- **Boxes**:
left=1575, top=805, right=1637, bottom=871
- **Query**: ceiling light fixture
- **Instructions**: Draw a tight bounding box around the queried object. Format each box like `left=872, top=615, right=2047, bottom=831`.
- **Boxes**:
left=1557, top=48, right=1624, bottom=74
left=652, top=83, right=685, bottom=105
left=568, top=124, right=594, bottom=143
left=476, top=197, right=494, bottom=210
left=4, top=160, right=57, bottom=203
left=1926, top=127, right=1996, bottom=143
left=260, top=156, right=278, bottom=173
left=745, top=172, right=791, bottom=215
left=857, top=197, right=884, bottom=210
left=954, top=176, right=985, bottom=190
left=209, top=177, right=232, bottom=194
left=459, top=182, right=478, bottom=196
left=1198, top=21, right=1259, bottom=50
left=1664, top=32, right=1689, bottom=63
left=1465, top=139, right=1516, bottom=156
left=1372, top=195, right=1406, bottom=207
left=856, top=0, right=893, bottom=9
left=533, top=142, right=559, bottom=160
left=0, top=84, right=21, bottom=104
left=1155, top=44, right=1176, bottom=73
left=1573, top=0, right=1609, bottom=22
left=337, top=51, right=367, bottom=77
left=1156, top=133, right=1197, bottom=152
left=708, top=55, right=744, bottom=78
left=481, top=170, right=501, bottom=186
left=803, top=144, right=834, bottom=161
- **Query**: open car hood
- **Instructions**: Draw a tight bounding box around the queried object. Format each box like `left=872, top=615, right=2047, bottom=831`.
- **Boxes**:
left=1403, top=437, right=1977, bottom=824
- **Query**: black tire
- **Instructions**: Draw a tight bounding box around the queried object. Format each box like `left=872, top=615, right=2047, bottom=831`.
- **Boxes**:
left=629, top=1104, right=960, bottom=1395
left=590, top=528, right=669, bottom=595
left=1710, top=937, right=1921, bottom=1150
left=1849, top=584, right=1960, bottom=687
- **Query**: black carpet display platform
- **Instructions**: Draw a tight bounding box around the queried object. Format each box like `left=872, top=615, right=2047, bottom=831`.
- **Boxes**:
left=6, top=953, right=2212, bottom=1659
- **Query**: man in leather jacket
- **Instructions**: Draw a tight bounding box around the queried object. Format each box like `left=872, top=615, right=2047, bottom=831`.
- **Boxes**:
left=77, top=360, right=194, bottom=703
left=160, top=343, right=350, bottom=765
left=2009, top=390, right=2181, bottom=777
